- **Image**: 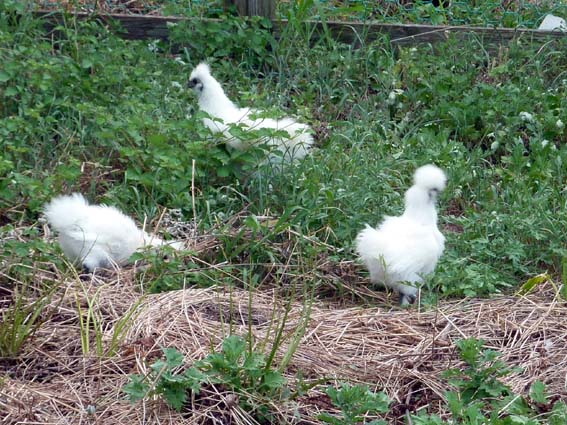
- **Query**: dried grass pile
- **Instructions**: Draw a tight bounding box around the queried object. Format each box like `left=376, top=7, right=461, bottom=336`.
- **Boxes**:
left=1, top=270, right=566, bottom=424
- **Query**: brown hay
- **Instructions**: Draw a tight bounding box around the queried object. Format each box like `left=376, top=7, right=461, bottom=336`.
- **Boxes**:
left=1, top=270, right=566, bottom=424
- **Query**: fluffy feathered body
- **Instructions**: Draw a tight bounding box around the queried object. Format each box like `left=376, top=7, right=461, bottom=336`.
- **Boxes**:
left=188, top=63, right=313, bottom=162
left=355, top=165, right=447, bottom=305
left=44, top=193, right=179, bottom=271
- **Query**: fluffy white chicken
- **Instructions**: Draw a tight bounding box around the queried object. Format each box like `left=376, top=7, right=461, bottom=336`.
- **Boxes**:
left=538, top=14, right=566, bottom=31
left=44, top=193, right=181, bottom=271
left=355, top=165, right=447, bottom=305
left=188, top=62, right=313, bottom=163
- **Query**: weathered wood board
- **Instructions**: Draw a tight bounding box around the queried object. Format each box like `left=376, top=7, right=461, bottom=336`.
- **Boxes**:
left=34, top=11, right=567, bottom=49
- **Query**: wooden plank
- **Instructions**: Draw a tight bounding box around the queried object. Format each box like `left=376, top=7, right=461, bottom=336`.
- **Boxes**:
left=35, top=11, right=186, bottom=40
left=34, top=11, right=567, bottom=47
left=281, top=20, right=567, bottom=48
left=224, top=0, right=275, bottom=19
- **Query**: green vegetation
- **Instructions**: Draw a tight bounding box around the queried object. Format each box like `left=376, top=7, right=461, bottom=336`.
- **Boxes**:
left=279, top=0, right=567, bottom=28
left=125, top=336, right=567, bottom=423
left=75, top=280, right=144, bottom=356
left=35, top=0, right=567, bottom=28
left=2, top=2, right=566, bottom=298
left=124, top=336, right=287, bottom=419
left=124, top=335, right=391, bottom=423
left=411, top=338, right=567, bottom=424
left=0, top=278, right=56, bottom=358
left=0, top=233, right=62, bottom=357
left=319, top=383, right=390, bottom=425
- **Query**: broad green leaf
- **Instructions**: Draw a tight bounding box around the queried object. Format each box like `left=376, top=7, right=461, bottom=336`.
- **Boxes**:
left=260, top=371, right=285, bottom=391
left=123, top=374, right=149, bottom=402
left=148, top=133, right=168, bottom=145
left=183, top=367, right=206, bottom=394
left=0, top=71, right=11, bottom=82
left=80, top=58, right=93, bottom=69
left=162, top=382, right=187, bottom=411
left=517, top=274, right=550, bottom=296
left=222, top=335, right=246, bottom=364
left=164, top=347, right=185, bottom=369
left=529, top=380, right=546, bottom=404
left=217, top=166, right=230, bottom=177
left=5, top=86, right=17, bottom=96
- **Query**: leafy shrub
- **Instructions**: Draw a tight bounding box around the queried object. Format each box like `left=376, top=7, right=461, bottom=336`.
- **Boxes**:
left=319, top=383, right=390, bottom=425
left=124, top=335, right=286, bottom=416
left=2, top=0, right=567, bottom=300
left=412, top=338, right=567, bottom=424
left=168, top=14, right=275, bottom=70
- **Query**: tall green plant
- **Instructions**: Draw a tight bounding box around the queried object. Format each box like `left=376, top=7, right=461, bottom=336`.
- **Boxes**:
left=0, top=279, right=57, bottom=358
left=0, top=235, right=62, bottom=357
left=75, top=278, right=145, bottom=357
left=124, top=335, right=286, bottom=417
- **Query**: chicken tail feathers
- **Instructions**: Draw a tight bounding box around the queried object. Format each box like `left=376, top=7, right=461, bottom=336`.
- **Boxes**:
left=44, top=193, right=90, bottom=231
left=355, top=225, right=384, bottom=260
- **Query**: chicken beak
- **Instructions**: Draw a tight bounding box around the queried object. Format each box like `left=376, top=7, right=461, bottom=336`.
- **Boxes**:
left=428, top=188, right=439, bottom=202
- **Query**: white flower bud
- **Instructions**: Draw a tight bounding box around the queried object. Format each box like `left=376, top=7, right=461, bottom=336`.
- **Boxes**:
left=519, top=111, right=534, bottom=122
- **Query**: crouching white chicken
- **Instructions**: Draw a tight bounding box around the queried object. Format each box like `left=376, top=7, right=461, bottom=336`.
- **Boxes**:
left=187, top=62, right=313, bottom=163
left=355, top=165, right=447, bottom=305
left=44, top=193, right=182, bottom=271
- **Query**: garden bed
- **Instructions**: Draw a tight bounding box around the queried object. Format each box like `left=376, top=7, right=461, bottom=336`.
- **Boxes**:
left=2, top=250, right=566, bottom=423
left=2, top=3, right=567, bottom=423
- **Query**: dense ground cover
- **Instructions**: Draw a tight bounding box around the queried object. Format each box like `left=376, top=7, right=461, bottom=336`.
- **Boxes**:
left=1, top=1, right=567, bottom=423
left=2, top=1, right=567, bottom=296
left=38, top=0, right=567, bottom=29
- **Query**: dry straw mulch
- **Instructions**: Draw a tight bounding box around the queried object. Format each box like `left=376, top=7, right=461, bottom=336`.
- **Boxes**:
left=1, top=271, right=566, bottom=424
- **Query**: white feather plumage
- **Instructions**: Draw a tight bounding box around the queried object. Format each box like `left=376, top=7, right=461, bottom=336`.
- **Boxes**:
left=188, top=62, right=313, bottom=162
left=355, top=165, right=447, bottom=305
left=44, top=193, right=181, bottom=271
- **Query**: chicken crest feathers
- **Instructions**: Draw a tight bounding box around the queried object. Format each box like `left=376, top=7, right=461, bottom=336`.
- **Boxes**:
left=189, top=62, right=211, bottom=81
left=413, top=164, right=447, bottom=192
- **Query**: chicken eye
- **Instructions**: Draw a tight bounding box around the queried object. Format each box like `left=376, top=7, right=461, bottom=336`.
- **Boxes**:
left=188, top=78, right=201, bottom=89
left=428, top=188, right=440, bottom=201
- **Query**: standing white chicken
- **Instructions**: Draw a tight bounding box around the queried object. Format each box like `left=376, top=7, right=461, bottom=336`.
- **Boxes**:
left=44, top=193, right=181, bottom=271
left=187, top=62, right=313, bottom=163
left=355, top=165, right=447, bottom=305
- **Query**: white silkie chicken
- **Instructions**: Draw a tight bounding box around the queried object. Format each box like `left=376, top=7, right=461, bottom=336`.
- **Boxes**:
left=44, top=193, right=181, bottom=271
left=538, top=14, right=566, bottom=31
left=355, top=165, right=447, bottom=305
left=188, top=63, right=313, bottom=163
